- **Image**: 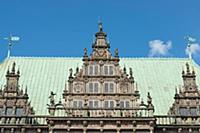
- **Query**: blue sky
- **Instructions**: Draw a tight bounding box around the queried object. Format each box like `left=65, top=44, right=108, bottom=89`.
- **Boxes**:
left=0, top=0, right=200, bottom=64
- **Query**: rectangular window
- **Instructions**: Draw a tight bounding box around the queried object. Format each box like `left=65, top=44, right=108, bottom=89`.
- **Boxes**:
left=0, top=108, right=4, bottom=115
left=89, top=83, right=93, bottom=92
left=6, top=108, right=13, bottom=115
left=89, top=100, right=99, bottom=108
left=89, top=65, right=99, bottom=75
left=16, top=107, right=23, bottom=116
left=94, top=83, right=98, bottom=92
left=104, top=66, right=108, bottom=75
left=120, top=101, right=124, bottom=108
left=73, top=100, right=83, bottom=108
left=104, top=100, right=115, bottom=109
left=190, top=107, right=197, bottom=116
left=180, top=107, right=188, bottom=116
left=126, top=101, right=130, bottom=108
left=94, top=66, right=98, bottom=75
left=104, top=82, right=115, bottom=93
left=88, top=82, right=99, bottom=93
left=105, top=101, right=109, bottom=109
left=109, top=66, right=114, bottom=75
left=104, top=65, right=114, bottom=75
left=120, top=101, right=130, bottom=108
left=89, top=66, right=93, bottom=75
left=104, top=83, right=109, bottom=92
left=110, top=101, right=114, bottom=108
left=110, top=83, right=114, bottom=92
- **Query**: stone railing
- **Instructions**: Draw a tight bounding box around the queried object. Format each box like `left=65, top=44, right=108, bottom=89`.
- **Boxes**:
left=156, top=115, right=200, bottom=125
left=65, top=108, right=154, bottom=118
left=0, top=115, right=48, bottom=125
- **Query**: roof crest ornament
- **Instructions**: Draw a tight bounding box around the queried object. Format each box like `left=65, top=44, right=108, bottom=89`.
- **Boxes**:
left=4, top=34, right=20, bottom=58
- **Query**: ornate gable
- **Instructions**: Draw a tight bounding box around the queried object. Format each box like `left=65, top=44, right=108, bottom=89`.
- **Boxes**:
left=61, top=22, right=154, bottom=118
left=168, top=63, right=200, bottom=116
left=0, top=62, right=34, bottom=116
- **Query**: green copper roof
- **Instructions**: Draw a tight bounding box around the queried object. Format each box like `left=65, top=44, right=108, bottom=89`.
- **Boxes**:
left=0, top=56, right=199, bottom=115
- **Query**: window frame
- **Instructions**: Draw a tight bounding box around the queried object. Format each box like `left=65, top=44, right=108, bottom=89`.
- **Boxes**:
left=104, top=100, right=115, bottom=109
left=190, top=107, right=197, bottom=116
left=16, top=107, right=24, bottom=116
left=87, top=82, right=99, bottom=93
left=73, top=100, right=83, bottom=109
left=104, top=65, right=114, bottom=75
left=6, top=107, right=13, bottom=116
left=88, top=100, right=100, bottom=108
left=0, top=107, right=4, bottom=115
left=120, top=100, right=130, bottom=109
left=104, top=82, right=115, bottom=93
left=179, top=107, right=189, bottom=116
left=88, top=65, right=99, bottom=76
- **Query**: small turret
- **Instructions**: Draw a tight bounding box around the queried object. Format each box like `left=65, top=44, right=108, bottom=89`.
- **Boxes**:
left=11, top=62, right=16, bottom=74
left=123, top=66, right=127, bottom=74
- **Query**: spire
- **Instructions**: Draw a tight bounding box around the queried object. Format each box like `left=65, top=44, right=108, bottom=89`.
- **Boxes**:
left=182, top=63, right=197, bottom=92
left=17, top=68, right=20, bottom=75
left=90, top=22, right=112, bottom=59
left=11, top=62, right=16, bottom=73
left=192, top=66, right=195, bottom=75
left=93, top=21, right=110, bottom=49
left=147, top=92, right=152, bottom=104
left=114, top=48, right=119, bottom=58
left=186, top=62, right=190, bottom=74
left=123, top=66, right=127, bottom=74
left=7, top=66, right=10, bottom=75
left=98, top=21, right=103, bottom=32
left=182, top=62, right=196, bottom=77
left=25, top=86, right=27, bottom=93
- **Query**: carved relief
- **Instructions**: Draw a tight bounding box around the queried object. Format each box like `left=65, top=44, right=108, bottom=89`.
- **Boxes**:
left=74, top=83, right=84, bottom=93
left=120, top=82, right=129, bottom=93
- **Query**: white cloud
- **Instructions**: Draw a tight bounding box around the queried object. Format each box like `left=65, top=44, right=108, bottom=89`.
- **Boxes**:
left=185, top=43, right=200, bottom=57
left=148, top=40, right=172, bottom=57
